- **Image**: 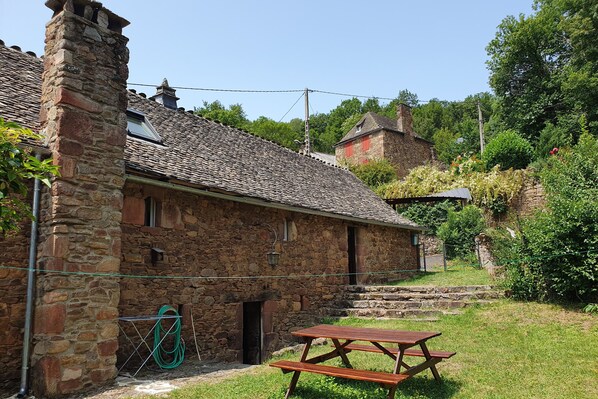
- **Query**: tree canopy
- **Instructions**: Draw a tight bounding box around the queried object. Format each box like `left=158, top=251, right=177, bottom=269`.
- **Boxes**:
left=487, top=0, right=598, bottom=146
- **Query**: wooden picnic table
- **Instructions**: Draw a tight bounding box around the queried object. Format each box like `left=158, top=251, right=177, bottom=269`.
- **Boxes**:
left=270, top=324, right=455, bottom=399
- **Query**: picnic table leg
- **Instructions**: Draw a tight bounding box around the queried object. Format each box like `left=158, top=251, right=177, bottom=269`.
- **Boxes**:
left=393, top=344, right=408, bottom=374
left=284, top=338, right=313, bottom=398
left=387, top=385, right=398, bottom=399
left=331, top=338, right=353, bottom=368
left=420, top=342, right=442, bottom=382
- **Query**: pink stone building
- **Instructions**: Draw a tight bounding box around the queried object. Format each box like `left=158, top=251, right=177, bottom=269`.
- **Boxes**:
left=0, top=1, right=422, bottom=396
left=335, top=105, right=437, bottom=179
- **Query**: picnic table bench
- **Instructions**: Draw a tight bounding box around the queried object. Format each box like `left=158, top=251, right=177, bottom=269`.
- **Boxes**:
left=270, top=324, right=455, bottom=399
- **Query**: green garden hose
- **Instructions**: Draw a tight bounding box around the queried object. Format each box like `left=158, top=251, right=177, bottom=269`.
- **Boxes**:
left=153, top=305, right=185, bottom=369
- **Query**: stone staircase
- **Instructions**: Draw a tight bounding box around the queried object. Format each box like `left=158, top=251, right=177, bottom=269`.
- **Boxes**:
left=326, top=285, right=503, bottom=320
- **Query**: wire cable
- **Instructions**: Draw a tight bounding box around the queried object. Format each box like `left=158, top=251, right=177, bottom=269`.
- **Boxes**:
left=278, top=92, right=304, bottom=122
left=128, top=82, right=303, bottom=94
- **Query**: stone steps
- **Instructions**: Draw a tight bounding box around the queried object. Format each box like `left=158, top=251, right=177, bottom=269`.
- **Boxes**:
left=327, top=284, right=503, bottom=320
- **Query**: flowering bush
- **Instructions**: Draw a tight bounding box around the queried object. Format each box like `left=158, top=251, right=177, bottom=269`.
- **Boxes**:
left=377, top=163, right=526, bottom=212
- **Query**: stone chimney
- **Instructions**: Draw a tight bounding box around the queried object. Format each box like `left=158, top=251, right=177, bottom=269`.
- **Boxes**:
left=33, top=0, right=129, bottom=396
left=150, top=78, right=179, bottom=109
left=396, top=103, right=414, bottom=136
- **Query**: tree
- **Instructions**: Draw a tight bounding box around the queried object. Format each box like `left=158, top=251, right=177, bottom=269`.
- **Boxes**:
left=0, top=119, right=59, bottom=233
left=487, top=0, right=598, bottom=144
left=247, top=116, right=303, bottom=150
left=194, top=100, right=249, bottom=129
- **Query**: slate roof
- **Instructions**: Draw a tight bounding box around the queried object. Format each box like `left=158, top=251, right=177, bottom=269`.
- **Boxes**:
left=336, top=111, right=428, bottom=145
left=0, top=42, right=420, bottom=229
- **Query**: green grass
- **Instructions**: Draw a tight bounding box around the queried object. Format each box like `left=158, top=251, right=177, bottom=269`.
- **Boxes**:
left=142, top=300, right=598, bottom=399
left=392, top=266, right=494, bottom=287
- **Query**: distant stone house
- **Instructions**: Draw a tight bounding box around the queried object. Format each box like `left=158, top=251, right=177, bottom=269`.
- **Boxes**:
left=0, top=1, right=422, bottom=397
left=335, top=105, right=436, bottom=179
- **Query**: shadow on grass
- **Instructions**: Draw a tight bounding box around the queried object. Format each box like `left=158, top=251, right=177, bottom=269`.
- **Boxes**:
left=274, top=375, right=461, bottom=399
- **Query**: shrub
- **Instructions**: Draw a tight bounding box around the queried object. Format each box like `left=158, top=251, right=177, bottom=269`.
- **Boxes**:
left=515, top=132, right=598, bottom=302
left=437, top=205, right=486, bottom=259
left=377, top=163, right=526, bottom=214
left=348, top=159, right=397, bottom=190
left=0, top=118, right=59, bottom=233
left=482, top=130, right=533, bottom=170
left=397, top=200, right=456, bottom=235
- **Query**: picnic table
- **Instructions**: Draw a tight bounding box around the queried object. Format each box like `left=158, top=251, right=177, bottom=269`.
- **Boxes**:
left=270, top=324, right=455, bottom=399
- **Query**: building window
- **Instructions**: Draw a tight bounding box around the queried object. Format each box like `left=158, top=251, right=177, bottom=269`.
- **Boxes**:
left=362, top=135, right=371, bottom=151
left=127, top=109, right=162, bottom=143
left=144, top=197, right=160, bottom=227
left=356, top=121, right=364, bottom=133
left=283, top=219, right=290, bottom=242
left=345, top=142, right=354, bottom=157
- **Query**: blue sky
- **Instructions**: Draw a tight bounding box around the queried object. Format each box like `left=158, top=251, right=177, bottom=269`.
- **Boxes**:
left=0, top=1, right=533, bottom=121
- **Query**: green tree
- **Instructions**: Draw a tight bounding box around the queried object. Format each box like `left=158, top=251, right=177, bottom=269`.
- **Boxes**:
left=487, top=0, right=598, bottom=143
left=247, top=116, right=303, bottom=150
left=0, top=119, right=60, bottom=233
left=433, top=128, right=463, bottom=164
left=194, top=100, right=249, bottom=129
left=437, top=205, right=486, bottom=260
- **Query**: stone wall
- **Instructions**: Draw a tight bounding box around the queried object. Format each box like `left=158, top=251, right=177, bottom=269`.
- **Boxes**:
left=118, top=182, right=418, bottom=364
left=30, top=2, right=129, bottom=396
left=513, top=177, right=546, bottom=217
left=0, top=194, right=32, bottom=395
left=383, top=132, right=435, bottom=180
left=334, top=131, right=384, bottom=165
left=334, top=130, right=435, bottom=180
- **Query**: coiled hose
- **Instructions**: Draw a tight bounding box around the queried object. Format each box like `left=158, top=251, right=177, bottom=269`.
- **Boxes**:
left=153, top=305, right=185, bottom=369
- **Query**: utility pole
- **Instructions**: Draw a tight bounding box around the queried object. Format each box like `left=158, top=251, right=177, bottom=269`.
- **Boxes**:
left=478, top=100, right=485, bottom=154
left=304, top=88, right=310, bottom=155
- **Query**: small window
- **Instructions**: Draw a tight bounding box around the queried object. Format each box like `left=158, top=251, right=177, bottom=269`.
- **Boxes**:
left=144, top=197, right=160, bottom=227
left=283, top=219, right=289, bottom=242
left=127, top=109, right=161, bottom=143
left=356, top=121, right=364, bottom=134
left=282, top=219, right=295, bottom=242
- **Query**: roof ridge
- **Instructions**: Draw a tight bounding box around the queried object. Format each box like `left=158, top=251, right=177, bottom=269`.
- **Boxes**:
left=0, top=39, right=41, bottom=59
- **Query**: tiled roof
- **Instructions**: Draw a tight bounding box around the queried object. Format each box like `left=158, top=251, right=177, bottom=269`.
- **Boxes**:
left=0, top=42, right=419, bottom=229
left=0, top=44, right=43, bottom=132
left=337, top=111, right=427, bottom=145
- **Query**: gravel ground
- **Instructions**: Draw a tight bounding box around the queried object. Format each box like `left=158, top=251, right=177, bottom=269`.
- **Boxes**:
left=4, top=361, right=257, bottom=399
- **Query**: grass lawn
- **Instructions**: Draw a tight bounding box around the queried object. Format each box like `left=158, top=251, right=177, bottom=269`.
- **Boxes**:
left=146, top=300, right=597, bottom=399
left=392, top=266, right=494, bottom=287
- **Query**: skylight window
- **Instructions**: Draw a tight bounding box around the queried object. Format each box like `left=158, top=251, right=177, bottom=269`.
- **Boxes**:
left=126, top=109, right=161, bottom=143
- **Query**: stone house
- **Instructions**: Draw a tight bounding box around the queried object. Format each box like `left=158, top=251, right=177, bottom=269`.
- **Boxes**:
left=335, top=105, right=436, bottom=179
left=0, top=0, right=422, bottom=397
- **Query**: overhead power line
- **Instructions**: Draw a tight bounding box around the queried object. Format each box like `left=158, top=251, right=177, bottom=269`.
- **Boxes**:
left=128, top=82, right=438, bottom=104
left=128, top=82, right=303, bottom=94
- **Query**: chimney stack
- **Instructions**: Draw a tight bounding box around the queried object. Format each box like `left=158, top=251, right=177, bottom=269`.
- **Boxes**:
left=150, top=78, right=179, bottom=110
left=396, top=103, right=414, bottom=136
left=34, top=0, right=129, bottom=396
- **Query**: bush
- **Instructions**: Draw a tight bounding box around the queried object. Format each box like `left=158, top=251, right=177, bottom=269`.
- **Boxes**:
left=397, top=200, right=456, bottom=235
left=482, top=130, right=533, bottom=170
left=437, top=205, right=486, bottom=259
left=377, top=163, right=526, bottom=214
left=348, top=159, right=397, bottom=190
left=515, top=132, right=598, bottom=302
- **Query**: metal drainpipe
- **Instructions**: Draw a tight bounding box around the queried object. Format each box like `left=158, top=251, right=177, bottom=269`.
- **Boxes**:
left=17, top=153, right=43, bottom=398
